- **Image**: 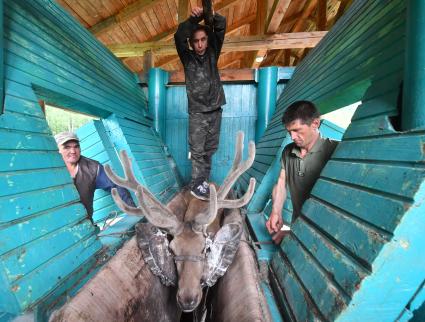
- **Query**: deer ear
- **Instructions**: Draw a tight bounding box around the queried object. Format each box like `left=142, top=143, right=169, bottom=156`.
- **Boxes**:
left=136, top=222, right=177, bottom=287
left=203, top=222, right=242, bottom=287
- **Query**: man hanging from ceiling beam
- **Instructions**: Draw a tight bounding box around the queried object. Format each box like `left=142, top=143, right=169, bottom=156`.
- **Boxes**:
left=174, top=0, right=226, bottom=200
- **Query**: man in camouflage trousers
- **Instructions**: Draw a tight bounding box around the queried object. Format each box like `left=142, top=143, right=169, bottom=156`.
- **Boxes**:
left=174, top=5, right=226, bottom=200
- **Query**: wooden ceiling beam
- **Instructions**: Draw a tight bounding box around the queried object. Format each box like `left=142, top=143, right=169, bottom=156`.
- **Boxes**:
left=89, top=0, right=161, bottom=36
left=109, top=31, right=327, bottom=57
left=265, top=0, right=291, bottom=34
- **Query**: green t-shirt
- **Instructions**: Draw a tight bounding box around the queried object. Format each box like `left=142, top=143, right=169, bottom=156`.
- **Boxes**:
left=281, top=137, right=339, bottom=221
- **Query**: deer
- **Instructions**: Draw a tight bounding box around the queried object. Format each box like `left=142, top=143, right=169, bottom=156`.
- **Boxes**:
left=104, top=131, right=256, bottom=313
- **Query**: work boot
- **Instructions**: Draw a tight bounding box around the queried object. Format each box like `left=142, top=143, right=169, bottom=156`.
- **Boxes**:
left=191, top=179, right=210, bottom=200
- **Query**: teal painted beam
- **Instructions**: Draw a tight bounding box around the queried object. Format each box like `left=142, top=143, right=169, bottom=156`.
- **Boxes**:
left=148, top=68, right=168, bottom=140
left=1, top=0, right=3, bottom=115
left=402, top=0, right=425, bottom=130
left=255, top=67, right=278, bottom=143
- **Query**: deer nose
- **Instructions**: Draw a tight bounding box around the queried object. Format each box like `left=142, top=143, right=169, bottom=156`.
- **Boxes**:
left=177, top=293, right=200, bottom=312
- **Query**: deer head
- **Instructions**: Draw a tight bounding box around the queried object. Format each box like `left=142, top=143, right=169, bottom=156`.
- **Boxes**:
left=104, top=131, right=256, bottom=312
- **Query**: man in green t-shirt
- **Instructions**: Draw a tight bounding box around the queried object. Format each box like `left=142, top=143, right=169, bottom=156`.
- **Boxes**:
left=265, top=100, right=339, bottom=244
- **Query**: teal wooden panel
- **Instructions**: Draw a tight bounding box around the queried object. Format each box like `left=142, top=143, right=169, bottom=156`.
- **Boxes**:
left=0, top=0, right=154, bottom=313
left=0, top=168, right=72, bottom=197
left=292, top=218, right=368, bottom=297
left=103, top=115, right=180, bottom=203
left=321, top=160, right=425, bottom=199
left=1, top=0, right=3, bottom=116
left=333, top=134, right=425, bottom=162
left=0, top=151, right=63, bottom=172
left=3, top=92, right=44, bottom=118
left=281, top=235, right=348, bottom=320
left=2, top=220, right=94, bottom=282
left=312, top=179, right=407, bottom=233
left=0, top=185, right=80, bottom=225
left=0, top=130, right=56, bottom=151
left=10, top=234, right=101, bottom=310
left=302, top=198, right=388, bottom=265
left=0, top=203, right=86, bottom=255
left=165, top=84, right=256, bottom=185
left=271, top=252, right=322, bottom=321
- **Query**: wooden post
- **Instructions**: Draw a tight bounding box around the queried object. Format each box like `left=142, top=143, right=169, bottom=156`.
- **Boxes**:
left=402, top=0, right=425, bottom=130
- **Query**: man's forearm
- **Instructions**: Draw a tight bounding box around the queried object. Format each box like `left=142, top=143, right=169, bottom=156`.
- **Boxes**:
left=271, top=170, right=287, bottom=218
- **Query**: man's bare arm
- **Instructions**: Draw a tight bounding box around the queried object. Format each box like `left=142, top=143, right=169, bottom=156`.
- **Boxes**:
left=266, top=168, right=286, bottom=233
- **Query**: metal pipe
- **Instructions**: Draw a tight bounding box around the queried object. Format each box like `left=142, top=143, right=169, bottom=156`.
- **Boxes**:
left=148, top=68, right=168, bottom=139
left=402, top=0, right=425, bottom=130
left=256, top=67, right=278, bottom=142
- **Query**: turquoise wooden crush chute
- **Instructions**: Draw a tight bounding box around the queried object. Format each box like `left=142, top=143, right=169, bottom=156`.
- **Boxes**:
left=0, top=0, right=424, bottom=321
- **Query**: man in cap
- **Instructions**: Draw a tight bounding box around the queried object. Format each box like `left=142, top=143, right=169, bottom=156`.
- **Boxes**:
left=55, top=131, right=135, bottom=224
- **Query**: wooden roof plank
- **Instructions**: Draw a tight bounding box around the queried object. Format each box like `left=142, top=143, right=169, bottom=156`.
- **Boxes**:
left=265, top=0, right=291, bottom=34
left=89, top=0, right=162, bottom=36
left=108, top=31, right=327, bottom=57
left=178, top=0, right=190, bottom=23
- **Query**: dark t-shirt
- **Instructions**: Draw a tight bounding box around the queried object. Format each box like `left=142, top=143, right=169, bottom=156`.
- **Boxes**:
left=281, top=137, right=339, bottom=221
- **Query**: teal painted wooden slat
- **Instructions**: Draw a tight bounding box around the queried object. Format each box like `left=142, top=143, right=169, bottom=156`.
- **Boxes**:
left=312, top=179, right=407, bottom=233
left=0, top=130, right=56, bottom=151
left=3, top=92, right=44, bottom=118
left=2, top=220, right=94, bottom=282
left=11, top=235, right=101, bottom=311
left=1, top=0, right=4, bottom=116
left=0, top=111, right=51, bottom=134
left=344, top=115, right=397, bottom=139
left=5, top=1, right=146, bottom=109
left=292, top=218, right=368, bottom=297
left=302, top=198, right=387, bottom=265
left=337, top=184, right=425, bottom=322
left=281, top=236, right=348, bottom=320
left=271, top=252, right=322, bottom=321
left=321, top=160, right=425, bottom=199
left=0, top=151, right=63, bottom=172
left=333, top=134, right=425, bottom=162
left=0, top=168, right=72, bottom=197
left=0, top=185, right=80, bottom=224
left=0, top=203, right=87, bottom=255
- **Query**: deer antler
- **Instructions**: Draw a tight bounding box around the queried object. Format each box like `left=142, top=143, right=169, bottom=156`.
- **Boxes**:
left=216, top=131, right=256, bottom=207
left=193, top=132, right=256, bottom=228
left=105, top=150, right=184, bottom=235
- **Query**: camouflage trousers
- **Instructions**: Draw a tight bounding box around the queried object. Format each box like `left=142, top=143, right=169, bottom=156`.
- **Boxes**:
left=188, top=108, right=222, bottom=186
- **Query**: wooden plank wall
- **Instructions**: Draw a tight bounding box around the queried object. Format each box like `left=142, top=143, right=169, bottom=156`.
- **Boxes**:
left=240, top=0, right=425, bottom=321
left=165, top=84, right=257, bottom=185
left=0, top=0, right=179, bottom=315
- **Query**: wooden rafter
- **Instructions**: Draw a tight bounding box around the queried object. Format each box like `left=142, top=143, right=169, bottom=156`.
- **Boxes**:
left=316, top=0, right=327, bottom=30
left=249, top=0, right=268, bottom=68
left=178, top=0, right=190, bottom=23
left=292, top=0, right=318, bottom=32
left=109, top=31, right=327, bottom=57
left=89, top=0, right=161, bottom=36
left=90, top=0, right=240, bottom=37
left=265, top=0, right=291, bottom=34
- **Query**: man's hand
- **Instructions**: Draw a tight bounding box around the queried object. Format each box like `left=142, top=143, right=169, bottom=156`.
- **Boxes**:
left=265, top=211, right=283, bottom=234
left=191, top=6, right=203, bottom=17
